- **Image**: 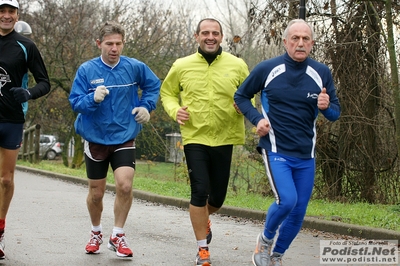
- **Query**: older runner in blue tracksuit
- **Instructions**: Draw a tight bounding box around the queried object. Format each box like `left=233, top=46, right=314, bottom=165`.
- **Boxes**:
left=234, top=19, right=340, bottom=266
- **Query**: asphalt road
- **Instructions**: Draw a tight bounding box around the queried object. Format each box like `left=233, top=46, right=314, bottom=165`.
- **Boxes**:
left=0, top=170, right=370, bottom=265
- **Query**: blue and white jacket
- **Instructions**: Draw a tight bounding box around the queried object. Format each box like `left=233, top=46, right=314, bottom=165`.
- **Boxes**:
left=234, top=53, right=340, bottom=159
left=69, top=56, right=160, bottom=145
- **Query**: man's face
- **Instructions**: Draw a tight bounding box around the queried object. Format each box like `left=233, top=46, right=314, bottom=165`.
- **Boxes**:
left=0, top=5, right=18, bottom=36
left=195, top=20, right=223, bottom=54
left=96, top=33, right=124, bottom=66
left=283, top=22, right=315, bottom=62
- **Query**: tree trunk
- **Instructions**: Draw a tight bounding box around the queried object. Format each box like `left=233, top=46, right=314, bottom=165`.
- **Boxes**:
left=385, top=0, right=400, bottom=158
left=71, top=132, right=84, bottom=169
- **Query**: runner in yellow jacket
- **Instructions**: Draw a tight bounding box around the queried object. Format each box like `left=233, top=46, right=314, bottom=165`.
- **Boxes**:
left=160, top=18, right=249, bottom=266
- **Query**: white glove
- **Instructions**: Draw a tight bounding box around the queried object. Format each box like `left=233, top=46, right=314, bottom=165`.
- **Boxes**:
left=132, top=107, right=150, bottom=124
left=94, top=85, right=109, bottom=103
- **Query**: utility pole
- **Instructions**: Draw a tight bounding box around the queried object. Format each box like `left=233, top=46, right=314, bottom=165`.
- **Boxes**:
left=299, top=0, right=306, bottom=20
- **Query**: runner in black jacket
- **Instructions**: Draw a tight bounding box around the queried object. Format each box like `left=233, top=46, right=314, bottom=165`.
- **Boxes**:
left=0, top=0, right=50, bottom=259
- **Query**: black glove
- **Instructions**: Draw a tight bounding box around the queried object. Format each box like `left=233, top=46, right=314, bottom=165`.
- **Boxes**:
left=10, top=87, right=32, bottom=103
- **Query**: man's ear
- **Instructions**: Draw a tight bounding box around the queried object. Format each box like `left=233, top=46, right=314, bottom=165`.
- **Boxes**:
left=95, top=39, right=101, bottom=48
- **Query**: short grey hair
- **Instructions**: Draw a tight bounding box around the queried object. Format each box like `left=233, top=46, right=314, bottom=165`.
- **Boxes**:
left=98, top=21, right=125, bottom=43
left=282, top=19, right=315, bottom=40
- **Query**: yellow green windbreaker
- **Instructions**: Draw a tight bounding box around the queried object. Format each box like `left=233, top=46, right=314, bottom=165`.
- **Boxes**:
left=161, top=51, right=249, bottom=146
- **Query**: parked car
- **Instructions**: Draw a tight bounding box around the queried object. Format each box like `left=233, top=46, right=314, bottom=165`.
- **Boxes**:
left=39, top=135, right=62, bottom=160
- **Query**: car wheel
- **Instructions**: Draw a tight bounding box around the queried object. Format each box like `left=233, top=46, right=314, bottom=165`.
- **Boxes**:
left=46, top=150, right=57, bottom=160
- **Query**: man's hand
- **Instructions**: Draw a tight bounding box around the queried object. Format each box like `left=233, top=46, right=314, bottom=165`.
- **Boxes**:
left=256, top=119, right=270, bottom=137
left=132, top=107, right=150, bottom=124
left=10, top=87, right=32, bottom=103
left=318, top=88, right=330, bottom=110
left=176, top=106, right=189, bottom=125
left=94, top=85, right=109, bottom=103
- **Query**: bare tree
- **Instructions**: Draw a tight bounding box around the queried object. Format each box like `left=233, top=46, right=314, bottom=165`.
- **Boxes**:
left=17, top=0, right=400, bottom=204
left=22, top=0, right=130, bottom=168
left=206, top=0, right=400, bottom=203
left=21, top=0, right=199, bottom=165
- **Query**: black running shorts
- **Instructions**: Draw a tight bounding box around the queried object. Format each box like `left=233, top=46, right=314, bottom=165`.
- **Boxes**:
left=84, top=139, right=136, bottom=179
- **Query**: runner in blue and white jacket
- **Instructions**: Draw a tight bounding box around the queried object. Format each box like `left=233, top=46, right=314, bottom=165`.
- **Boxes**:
left=69, top=21, right=160, bottom=259
left=69, top=51, right=159, bottom=146
left=234, top=19, right=340, bottom=266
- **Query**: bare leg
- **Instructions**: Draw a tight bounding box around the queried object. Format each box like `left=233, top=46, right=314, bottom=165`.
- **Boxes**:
left=208, top=203, right=219, bottom=215
left=87, top=178, right=106, bottom=226
left=190, top=203, right=220, bottom=241
left=113, top=167, right=134, bottom=228
left=0, top=148, right=19, bottom=220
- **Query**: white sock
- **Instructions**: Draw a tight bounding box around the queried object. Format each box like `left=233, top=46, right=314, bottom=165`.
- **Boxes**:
left=91, top=224, right=102, bottom=232
left=112, top=227, right=124, bottom=237
left=197, top=239, right=207, bottom=248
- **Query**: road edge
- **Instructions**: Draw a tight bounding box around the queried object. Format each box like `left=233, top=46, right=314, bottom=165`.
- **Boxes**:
left=15, top=165, right=400, bottom=241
